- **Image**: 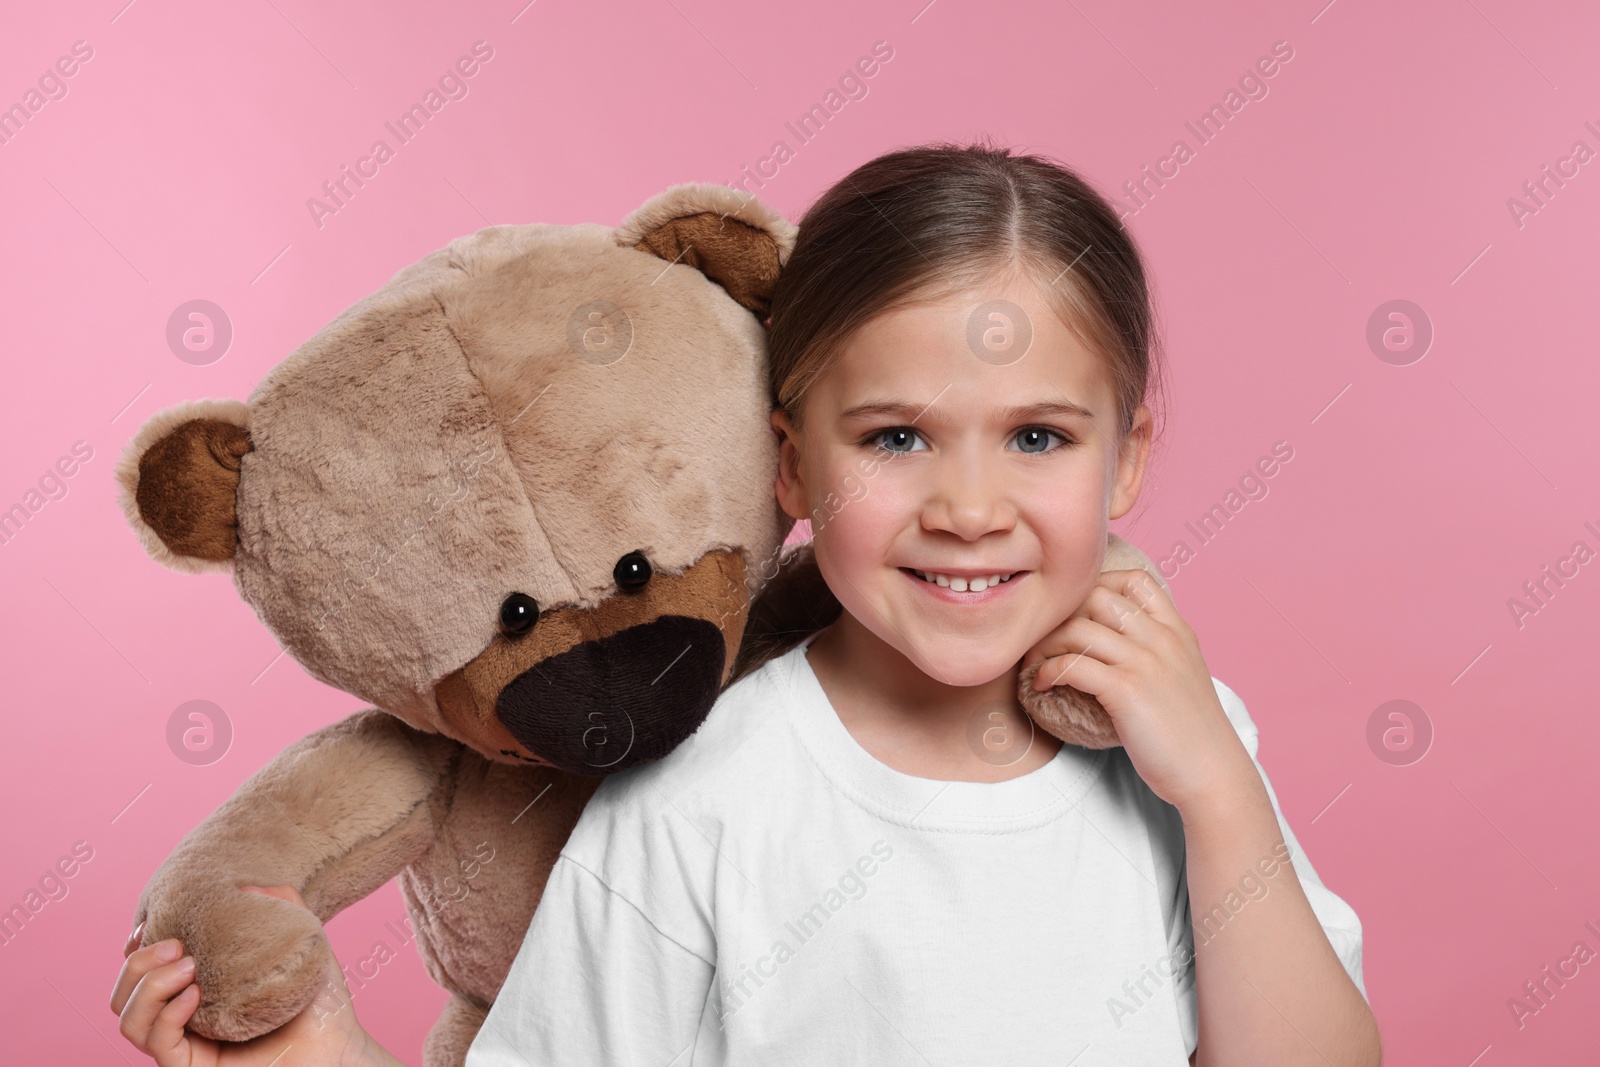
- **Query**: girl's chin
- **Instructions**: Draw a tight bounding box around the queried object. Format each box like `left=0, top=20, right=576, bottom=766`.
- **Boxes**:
left=896, top=638, right=1030, bottom=688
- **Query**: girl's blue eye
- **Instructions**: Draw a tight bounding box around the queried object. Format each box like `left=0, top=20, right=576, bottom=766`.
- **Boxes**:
left=1012, top=426, right=1073, bottom=454
left=872, top=427, right=926, bottom=453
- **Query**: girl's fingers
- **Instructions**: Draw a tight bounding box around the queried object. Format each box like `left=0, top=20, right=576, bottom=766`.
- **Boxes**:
left=1033, top=637, right=1116, bottom=696
left=111, top=938, right=184, bottom=1016
left=1095, top=569, right=1181, bottom=629
left=145, top=984, right=201, bottom=1067
left=1028, top=572, right=1171, bottom=679
left=117, top=955, right=198, bottom=1052
left=124, top=920, right=146, bottom=959
left=1029, top=611, right=1140, bottom=684
left=1074, top=583, right=1159, bottom=644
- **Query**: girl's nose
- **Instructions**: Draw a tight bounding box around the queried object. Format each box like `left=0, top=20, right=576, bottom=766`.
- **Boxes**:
left=919, top=456, right=1017, bottom=540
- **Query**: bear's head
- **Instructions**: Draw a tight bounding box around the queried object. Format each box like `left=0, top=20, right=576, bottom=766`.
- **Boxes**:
left=117, top=185, right=796, bottom=775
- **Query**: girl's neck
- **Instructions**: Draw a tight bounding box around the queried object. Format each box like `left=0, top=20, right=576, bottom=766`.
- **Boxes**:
left=804, top=611, right=1063, bottom=783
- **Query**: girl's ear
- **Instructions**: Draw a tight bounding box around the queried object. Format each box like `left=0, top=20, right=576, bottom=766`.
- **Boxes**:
left=615, top=183, right=797, bottom=318
left=1108, top=403, right=1153, bottom=521
left=770, top=407, right=808, bottom=522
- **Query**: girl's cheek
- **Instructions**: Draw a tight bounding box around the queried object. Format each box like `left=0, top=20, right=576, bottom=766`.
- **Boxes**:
left=1032, top=490, right=1110, bottom=567
left=818, top=452, right=892, bottom=518
left=817, top=494, right=886, bottom=563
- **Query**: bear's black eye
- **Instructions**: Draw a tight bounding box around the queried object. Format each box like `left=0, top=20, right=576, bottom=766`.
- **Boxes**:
left=614, top=551, right=652, bottom=593
left=499, top=592, right=540, bottom=636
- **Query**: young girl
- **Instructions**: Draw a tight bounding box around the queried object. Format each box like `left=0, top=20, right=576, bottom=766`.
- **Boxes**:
left=114, top=143, right=1379, bottom=1065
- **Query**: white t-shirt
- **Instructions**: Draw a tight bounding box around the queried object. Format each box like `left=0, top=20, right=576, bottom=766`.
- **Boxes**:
left=467, top=632, right=1366, bottom=1066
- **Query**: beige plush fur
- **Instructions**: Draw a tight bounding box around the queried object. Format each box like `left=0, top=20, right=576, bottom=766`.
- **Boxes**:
left=228, top=206, right=792, bottom=732
left=116, top=184, right=798, bottom=1063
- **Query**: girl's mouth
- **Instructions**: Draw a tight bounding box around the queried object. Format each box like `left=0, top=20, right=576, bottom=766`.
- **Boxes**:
left=899, top=567, right=1028, bottom=601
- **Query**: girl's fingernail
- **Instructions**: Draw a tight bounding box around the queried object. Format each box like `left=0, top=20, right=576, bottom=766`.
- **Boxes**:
left=154, top=939, right=182, bottom=962
left=176, top=955, right=196, bottom=974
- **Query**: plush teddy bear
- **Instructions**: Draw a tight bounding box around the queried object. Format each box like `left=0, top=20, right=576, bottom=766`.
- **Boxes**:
left=116, top=183, right=802, bottom=1065
left=117, top=177, right=1168, bottom=1066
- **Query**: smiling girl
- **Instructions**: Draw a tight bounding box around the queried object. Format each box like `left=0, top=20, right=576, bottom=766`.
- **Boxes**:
left=465, top=143, right=1380, bottom=1064
left=114, top=142, right=1380, bottom=1066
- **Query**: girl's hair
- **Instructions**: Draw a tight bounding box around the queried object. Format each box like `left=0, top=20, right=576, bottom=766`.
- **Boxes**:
left=730, top=139, right=1168, bottom=684
left=767, top=138, right=1167, bottom=445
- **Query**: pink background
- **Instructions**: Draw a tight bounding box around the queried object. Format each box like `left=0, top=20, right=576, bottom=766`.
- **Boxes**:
left=2, top=0, right=1596, bottom=1062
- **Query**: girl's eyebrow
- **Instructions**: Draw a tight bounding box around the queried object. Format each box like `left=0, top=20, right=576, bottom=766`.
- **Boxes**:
left=838, top=398, right=1095, bottom=423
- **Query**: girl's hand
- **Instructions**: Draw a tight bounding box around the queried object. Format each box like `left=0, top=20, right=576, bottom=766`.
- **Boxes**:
left=1023, top=568, right=1256, bottom=813
left=110, top=885, right=392, bottom=1067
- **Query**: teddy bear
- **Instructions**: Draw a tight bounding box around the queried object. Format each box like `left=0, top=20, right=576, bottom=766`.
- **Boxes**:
left=115, top=183, right=803, bottom=1065
left=117, top=176, right=1168, bottom=1065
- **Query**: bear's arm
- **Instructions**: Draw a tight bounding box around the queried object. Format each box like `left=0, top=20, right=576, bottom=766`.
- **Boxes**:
left=131, top=708, right=461, bottom=1042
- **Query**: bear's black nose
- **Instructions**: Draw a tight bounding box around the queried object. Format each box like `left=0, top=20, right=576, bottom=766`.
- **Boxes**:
left=494, top=615, right=726, bottom=775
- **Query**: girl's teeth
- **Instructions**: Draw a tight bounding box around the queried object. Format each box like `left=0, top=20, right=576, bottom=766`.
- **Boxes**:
left=914, top=570, right=1012, bottom=592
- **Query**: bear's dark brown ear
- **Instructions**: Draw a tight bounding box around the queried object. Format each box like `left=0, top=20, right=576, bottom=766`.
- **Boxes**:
left=115, top=399, right=253, bottom=573
left=615, top=184, right=797, bottom=318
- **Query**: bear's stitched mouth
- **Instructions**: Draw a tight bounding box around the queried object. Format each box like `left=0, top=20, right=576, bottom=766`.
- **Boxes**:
left=494, top=615, right=726, bottom=776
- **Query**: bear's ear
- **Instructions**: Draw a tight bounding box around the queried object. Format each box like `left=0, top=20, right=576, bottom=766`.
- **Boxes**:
left=615, top=183, right=797, bottom=318
left=115, top=398, right=253, bottom=573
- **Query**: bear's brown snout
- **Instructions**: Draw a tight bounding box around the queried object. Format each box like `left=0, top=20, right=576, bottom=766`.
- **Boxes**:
left=494, top=614, right=726, bottom=775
